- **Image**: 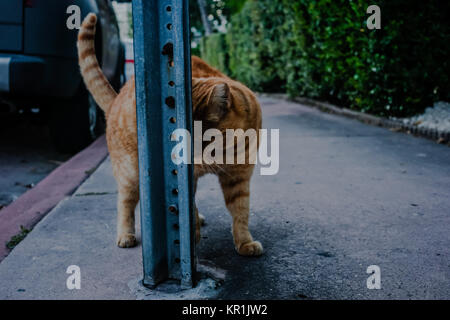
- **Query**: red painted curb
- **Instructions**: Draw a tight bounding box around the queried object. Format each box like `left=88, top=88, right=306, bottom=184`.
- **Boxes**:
left=0, top=135, right=108, bottom=261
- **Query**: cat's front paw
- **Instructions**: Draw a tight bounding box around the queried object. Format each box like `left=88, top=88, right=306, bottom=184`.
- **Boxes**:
left=117, top=233, right=137, bottom=248
left=237, top=241, right=263, bottom=256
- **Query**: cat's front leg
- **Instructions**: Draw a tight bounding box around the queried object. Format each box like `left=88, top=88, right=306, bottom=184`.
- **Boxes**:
left=219, top=174, right=263, bottom=256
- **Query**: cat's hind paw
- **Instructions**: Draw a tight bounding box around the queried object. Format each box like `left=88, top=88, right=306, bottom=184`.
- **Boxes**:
left=198, top=213, right=206, bottom=226
left=117, top=233, right=137, bottom=248
left=237, top=241, right=263, bottom=256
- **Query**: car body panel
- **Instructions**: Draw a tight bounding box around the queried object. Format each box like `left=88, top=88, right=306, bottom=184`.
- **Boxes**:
left=0, top=54, right=82, bottom=97
left=0, top=1, right=23, bottom=24
left=0, top=25, right=23, bottom=52
left=24, top=0, right=98, bottom=58
left=0, top=0, right=123, bottom=101
left=0, top=1, right=24, bottom=52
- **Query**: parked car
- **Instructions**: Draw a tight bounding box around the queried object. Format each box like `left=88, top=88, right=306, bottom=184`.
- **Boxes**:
left=0, top=0, right=125, bottom=152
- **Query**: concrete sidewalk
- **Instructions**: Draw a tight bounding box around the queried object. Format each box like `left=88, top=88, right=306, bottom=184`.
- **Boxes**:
left=0, top=97, right=449, bottom=299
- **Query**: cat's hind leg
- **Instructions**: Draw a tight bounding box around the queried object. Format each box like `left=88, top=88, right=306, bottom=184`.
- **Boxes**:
left=193, top=176, right=204, bottom=243
left=195, top=206, right=202, bottom=243
left=112, top=157, right=139, bottom=248
left=219, top=173, right=263, bottom=256
left=116, top=182, right=139, bottom=248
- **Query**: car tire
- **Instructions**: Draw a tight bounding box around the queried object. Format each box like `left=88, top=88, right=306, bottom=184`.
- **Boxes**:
left=112, top=43, right=126, bottom=90
left=49, top=86, right=105, bottom=154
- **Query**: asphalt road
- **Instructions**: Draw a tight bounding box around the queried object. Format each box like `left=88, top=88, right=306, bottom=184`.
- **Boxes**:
left=0, top=111, right=70, bottom=210
left=0, top=96, right=448, bottom=300
left=195, top=96, right=450, bottom=299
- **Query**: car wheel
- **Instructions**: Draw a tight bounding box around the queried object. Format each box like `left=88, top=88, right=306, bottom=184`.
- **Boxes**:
left=49, top=86, right=105, bottom=154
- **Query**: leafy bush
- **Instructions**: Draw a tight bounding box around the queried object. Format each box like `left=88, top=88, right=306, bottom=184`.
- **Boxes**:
left=200, top=0, right=450, bottom=117
left=226, top=0, right=286, bottom=92
left=200, top=33, right=230, bottom=75
left=281, top=0, right=450, bottom=117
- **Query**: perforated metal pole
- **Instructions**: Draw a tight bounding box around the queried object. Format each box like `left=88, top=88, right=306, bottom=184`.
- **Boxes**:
left=132, top=0, right=195, bottom=288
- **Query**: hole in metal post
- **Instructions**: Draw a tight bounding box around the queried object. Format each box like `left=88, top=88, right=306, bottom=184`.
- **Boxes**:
left=162, top=42, right=174, bottom=66
left=173, top=223, right=179, bottom=230
left=167, top=23, right=172, bottom=30
left=162, top=43, right=173, bottom=55
left=174, top=239, right=180, bottom=244
left=165, top=96, right=175, bottom=108
left=169, top=81, right=175, bottom=87
left=172, top=188, right=178, bottom=195
left=162, top=42, right=174, bottom=69
left=175, top=258, right=180, bottom=263
left=172, top=169, right=178, bottom=175
left=166, top=6, right=172, bottom=12
left=169, top=205, right=178, bottom=213
left=169, top=117, right=176, bottom=124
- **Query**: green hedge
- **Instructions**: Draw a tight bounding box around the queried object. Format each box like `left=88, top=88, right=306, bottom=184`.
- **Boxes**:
left=226, top=0, right=286, bottom=92
left=201, top=0, right=450, bottom=117
left=200, top=33, right=230, bottom=76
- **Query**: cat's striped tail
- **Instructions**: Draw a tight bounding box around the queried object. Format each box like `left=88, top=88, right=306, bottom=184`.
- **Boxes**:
left=77, top=13, right=117, bottom=113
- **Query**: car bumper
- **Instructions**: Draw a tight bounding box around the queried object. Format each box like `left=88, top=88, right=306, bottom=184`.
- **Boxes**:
left=0, top=57, right=11, bottom=92
left=0, top=54, right=81, bottom=98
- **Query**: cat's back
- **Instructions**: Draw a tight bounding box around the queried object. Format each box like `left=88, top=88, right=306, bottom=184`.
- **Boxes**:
left=191, top=56, right=229, bottom=79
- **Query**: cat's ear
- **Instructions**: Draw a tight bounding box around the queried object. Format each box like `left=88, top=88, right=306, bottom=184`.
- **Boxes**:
left=206, top=83, right=230, bottom=122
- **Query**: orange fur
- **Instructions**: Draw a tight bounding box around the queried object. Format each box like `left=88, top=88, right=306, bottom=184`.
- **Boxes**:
left=191, top=55, right=230, bottom=79
left=77, top=13, right=263, bottom=256
left=77, top=14, right=117, bottom=112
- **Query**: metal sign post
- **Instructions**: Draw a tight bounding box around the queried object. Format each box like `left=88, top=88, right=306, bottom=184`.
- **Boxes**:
left=132, top=0, right=195, bottom=288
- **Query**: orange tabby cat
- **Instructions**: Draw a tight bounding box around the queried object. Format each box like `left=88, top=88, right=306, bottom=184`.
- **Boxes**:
left=77, top=13, right=262, bottom=256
